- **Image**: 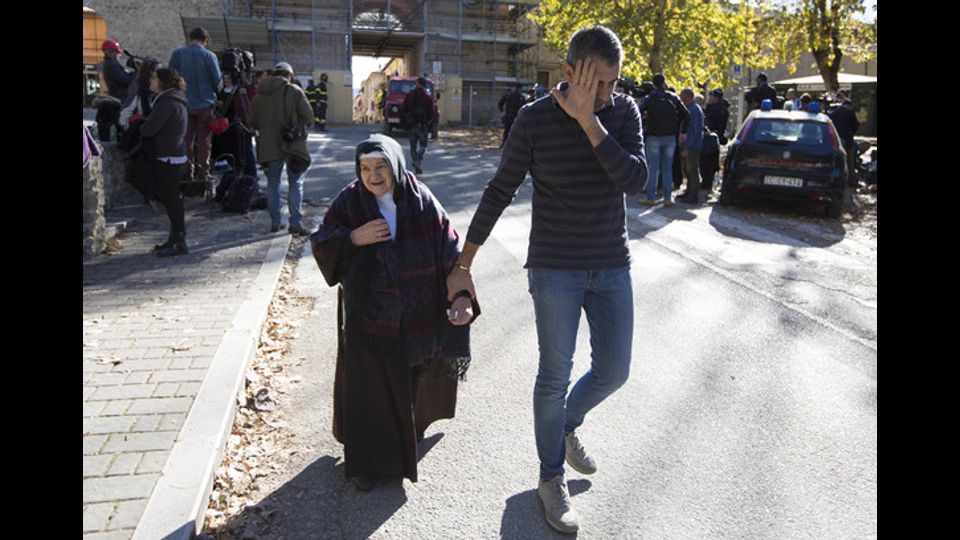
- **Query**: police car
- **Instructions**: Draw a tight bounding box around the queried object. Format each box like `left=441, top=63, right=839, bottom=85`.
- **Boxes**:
left=719, top=100, right=848, bottom=218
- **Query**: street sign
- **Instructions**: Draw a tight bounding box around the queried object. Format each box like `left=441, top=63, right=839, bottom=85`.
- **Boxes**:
left=433, top=61, right=442, bottom=75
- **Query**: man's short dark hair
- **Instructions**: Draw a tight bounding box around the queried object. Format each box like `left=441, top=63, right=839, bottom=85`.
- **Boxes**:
left=652, top=74, right=666, bottom=88
left=566, top=25, right=622, bottom=67
left=189, top=28, right=210, bottom=43
left=417, top=77, right=427, bottom=87
left=757, top=72, right=768, bottom=83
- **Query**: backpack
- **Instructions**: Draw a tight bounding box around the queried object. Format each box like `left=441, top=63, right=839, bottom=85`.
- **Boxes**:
left=645, top=91, right=682, bottom=134
left=219, top=171, right=259, bottom=212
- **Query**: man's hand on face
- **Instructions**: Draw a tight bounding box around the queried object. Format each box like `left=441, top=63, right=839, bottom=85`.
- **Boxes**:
left=551, top=57, right=600, bottom=126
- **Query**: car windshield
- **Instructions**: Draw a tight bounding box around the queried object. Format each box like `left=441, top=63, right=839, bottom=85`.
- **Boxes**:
left=749, top=119, right=829, bottom=146
left=389, top=80, right=433, bottom=95
left=390, top=81, right=418, bottom=94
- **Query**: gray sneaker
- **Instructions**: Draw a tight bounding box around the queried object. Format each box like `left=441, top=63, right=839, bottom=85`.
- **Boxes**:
left=538, top=475, right=579, bottom=534
left=565, top=431, right=598, bottom=475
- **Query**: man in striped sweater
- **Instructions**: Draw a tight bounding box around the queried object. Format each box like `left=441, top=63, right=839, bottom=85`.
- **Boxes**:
left=446, top=25, right=647, bottom=535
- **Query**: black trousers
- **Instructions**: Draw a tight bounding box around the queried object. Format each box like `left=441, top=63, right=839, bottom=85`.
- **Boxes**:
left=700, top=148, right=720, bottom=191
left=154, top=161, right=187, bottom=237
left=502, top=116, right=516, bottom=144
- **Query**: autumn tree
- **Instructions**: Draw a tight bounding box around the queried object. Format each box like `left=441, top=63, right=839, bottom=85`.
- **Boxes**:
left=529, top=0, right=783, bottom=93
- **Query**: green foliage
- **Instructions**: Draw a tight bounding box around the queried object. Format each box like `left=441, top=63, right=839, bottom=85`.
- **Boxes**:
left=528, top=0, right=876, bottom=94
left=529, top=0, right=785, bottom=92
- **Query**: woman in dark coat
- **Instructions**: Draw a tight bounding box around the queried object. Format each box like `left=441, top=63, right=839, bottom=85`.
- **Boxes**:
left=211, top=70, right=257, bottom=177
left=139, top=67, right=190, bottom=256
left=310, top=134, right=478, bottom=492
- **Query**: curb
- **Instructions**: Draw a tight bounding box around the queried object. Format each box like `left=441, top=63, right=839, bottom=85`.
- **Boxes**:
left=131, top=228, right=293, bottom=540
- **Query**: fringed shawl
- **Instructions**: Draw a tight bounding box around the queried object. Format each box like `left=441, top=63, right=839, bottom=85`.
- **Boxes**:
left=310, top=135, right=470, bottom=378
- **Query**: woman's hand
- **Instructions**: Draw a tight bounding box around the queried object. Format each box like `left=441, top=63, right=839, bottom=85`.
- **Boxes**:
left=350, top=219, right=392, bottom=246
left=447, top=296, right=474, bottom=326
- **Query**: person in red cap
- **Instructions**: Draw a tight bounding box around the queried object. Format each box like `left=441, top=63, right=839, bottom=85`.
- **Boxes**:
left=101, top=39, right=134, bottom=101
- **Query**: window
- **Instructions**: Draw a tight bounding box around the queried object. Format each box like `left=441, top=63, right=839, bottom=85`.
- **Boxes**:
left=749, top=119, right=829, bottom=146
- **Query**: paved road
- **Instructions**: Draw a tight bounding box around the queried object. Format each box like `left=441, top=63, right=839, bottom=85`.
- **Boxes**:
left=212, top=125, right=877, bottom=539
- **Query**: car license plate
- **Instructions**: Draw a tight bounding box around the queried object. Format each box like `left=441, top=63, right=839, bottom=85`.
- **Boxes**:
left=764, top=175, right=804, bottom=188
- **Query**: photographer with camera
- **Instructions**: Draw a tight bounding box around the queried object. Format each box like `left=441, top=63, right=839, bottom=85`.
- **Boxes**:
left=249, top=62, right=313, bottom=235
left=101, top=39, right=134, bottom=101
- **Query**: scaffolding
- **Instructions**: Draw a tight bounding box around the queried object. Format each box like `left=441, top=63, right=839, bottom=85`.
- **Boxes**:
left=206, top=0, right=547, bottom=125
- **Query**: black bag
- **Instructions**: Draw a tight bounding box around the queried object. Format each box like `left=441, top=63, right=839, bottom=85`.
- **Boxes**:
left=220, top=172, right=259, bottom=213
left=646, top=92, right=682, bottom=134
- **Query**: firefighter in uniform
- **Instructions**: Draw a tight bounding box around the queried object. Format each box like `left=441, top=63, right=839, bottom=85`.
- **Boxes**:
left=315, top=73, right=328, bottom=131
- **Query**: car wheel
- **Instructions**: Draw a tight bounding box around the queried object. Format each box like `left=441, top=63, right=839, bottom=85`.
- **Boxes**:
left=826, top=197, right=843, bottom=219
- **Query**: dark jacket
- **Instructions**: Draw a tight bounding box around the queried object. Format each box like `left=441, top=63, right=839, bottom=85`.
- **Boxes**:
left=402, top=86, right=435, bottom=125
left=139, top=89, right=188, bottom=158
left=705, top=99, right=731, bottom=144
left=103, top=57, right=134, bottom=101
left=499, top=90, right=526, bottom=122
left=746, top=82, right=777, bottom=109
left=828, top=103, right=860, bottom=143
left=638, top=88, right=690, bottom=137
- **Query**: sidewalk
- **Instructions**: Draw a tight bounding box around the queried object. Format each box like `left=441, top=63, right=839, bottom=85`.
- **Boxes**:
left=83, top=189, right=296, bottom=539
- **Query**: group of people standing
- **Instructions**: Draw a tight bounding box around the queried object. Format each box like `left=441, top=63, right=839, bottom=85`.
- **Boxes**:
left=101, top=27, right=321, bottom=257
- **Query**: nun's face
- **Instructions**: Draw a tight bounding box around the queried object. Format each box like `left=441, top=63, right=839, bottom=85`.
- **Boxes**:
left=359, top=157, right=394, bottom=197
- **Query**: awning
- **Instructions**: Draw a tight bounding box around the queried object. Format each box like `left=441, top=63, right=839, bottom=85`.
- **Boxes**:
left=772, top=74, right=877, bottom=92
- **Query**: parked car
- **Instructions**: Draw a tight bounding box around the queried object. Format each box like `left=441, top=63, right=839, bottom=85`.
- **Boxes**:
left=719, top=102, right=848, bottom=218
left=382, top=76, right=439, bottom=138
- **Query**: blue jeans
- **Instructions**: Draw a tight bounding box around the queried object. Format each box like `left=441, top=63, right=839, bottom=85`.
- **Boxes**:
left=527, top=266, right=635, bottom=481
left=265, top=159, right=305, bottom=228
left=645, top=135, right=677, bottom=200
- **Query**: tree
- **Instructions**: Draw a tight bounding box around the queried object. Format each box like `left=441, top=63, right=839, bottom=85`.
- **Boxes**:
left=528, top=0, right=784, bottom=93
left=776, top=0, right=876, bottom=93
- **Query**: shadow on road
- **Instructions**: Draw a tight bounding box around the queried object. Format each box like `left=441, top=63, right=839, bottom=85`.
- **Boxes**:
left=499, top=479, right=592, bottom=539
left=214, top=433, right=447, bottom=539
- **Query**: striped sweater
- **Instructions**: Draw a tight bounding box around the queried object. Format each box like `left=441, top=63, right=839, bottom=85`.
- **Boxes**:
left=466, top=86, right=648, bottom=269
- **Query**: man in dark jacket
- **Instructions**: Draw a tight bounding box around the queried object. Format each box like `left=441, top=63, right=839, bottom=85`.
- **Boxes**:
left=401, top=77, right=435, bottom=174
left=701, top=88, right=730, bottom=192
left=637, top=74, right=689, bottom=205
left=498, top=83, right=526, bottom=147
left=828, top=92, right=861, bottom=186
left=101, top=39, right=134, bottom=101
left=745, top=72, right=777, bottom=110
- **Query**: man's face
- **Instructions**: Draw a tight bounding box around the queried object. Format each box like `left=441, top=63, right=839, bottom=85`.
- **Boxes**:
left=359, top=157, right=394, bottom=198
left=680, top=93, right=692, bottom=106
left=563, top=56, right=621, bottom=112
left=708, top=94, right=719, bottom=105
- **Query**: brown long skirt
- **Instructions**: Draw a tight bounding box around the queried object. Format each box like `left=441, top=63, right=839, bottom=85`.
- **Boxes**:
left=332, top=325, right=458, bottom=482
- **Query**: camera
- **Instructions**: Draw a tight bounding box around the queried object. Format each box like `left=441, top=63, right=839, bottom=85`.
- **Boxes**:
left=618, top=77, right=653, bottom=100
left=123, top=50, right=158, bottom=71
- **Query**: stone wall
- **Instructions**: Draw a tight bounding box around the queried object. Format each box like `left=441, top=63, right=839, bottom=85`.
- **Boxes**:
left=84, top=0, right=222, bottom=63
left=83, top=158, right=106, bottom=259
left=99, top=143, right=134, bottom=211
